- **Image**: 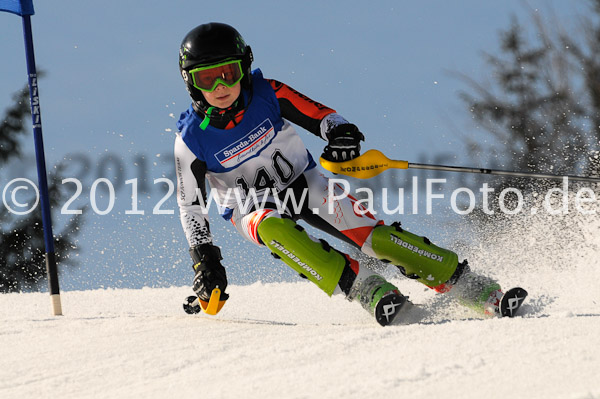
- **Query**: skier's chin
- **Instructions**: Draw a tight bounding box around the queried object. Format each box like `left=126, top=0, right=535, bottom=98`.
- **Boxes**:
left=213, top=95, right=232, bottom=108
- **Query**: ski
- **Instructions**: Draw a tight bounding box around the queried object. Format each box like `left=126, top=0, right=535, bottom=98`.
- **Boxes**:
left=374, top=291, right=408, bottom=326
left=499, top=287, right=528, bottom=317
left=182, top=287, right=529, bottom=323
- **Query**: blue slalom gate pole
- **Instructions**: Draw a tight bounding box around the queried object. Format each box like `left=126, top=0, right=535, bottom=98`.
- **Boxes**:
left=22, top=14, right=62, bottom=316
left=2, top=0, right=62, bottom=315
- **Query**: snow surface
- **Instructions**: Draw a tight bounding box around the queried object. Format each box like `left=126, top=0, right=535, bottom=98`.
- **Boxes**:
left=1, top=280, right=598, bottom=398
left=2, top=210, right=600, bottom=399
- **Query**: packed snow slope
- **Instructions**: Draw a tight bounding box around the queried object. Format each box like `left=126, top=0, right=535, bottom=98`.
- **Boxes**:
left=1, top=279, right=598, bottom=398
left=2, top=211, right=600, bottom=399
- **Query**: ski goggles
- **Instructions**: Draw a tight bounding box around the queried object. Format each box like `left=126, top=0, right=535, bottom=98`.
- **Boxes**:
left=188, top=59, right=244, bottom=92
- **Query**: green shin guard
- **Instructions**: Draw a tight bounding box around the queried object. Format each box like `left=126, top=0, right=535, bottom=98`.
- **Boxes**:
left=257, top=217, right=346, bottom=296
left=371, top=224, right=501, bottom=314
left=371, top=224, right=459, bottom=288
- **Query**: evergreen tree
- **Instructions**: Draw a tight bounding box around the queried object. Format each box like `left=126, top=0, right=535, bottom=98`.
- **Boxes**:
left=0, top=84, right=81, bottom=292
left=458, top=4, right=600, bottom=219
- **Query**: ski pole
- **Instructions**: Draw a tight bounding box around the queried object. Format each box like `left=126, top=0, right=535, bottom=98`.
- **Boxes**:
left=319, top=149, right=600, bottom=183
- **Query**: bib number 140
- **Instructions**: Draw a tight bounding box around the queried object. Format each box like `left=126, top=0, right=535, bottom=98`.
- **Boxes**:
left=235, top=150, right=294, bottom=195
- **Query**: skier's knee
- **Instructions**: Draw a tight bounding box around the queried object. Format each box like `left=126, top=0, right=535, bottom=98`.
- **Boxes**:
left=235, top=208, right=282, bottom=245
left=370, top=223, right=460, bottom=288
left=257, top=217, right=347, bottom=296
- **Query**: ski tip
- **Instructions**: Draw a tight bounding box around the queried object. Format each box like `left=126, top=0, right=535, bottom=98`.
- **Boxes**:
left=375, top=292, right=407, bottom=326
left=500, top=287, right=528, bottom=318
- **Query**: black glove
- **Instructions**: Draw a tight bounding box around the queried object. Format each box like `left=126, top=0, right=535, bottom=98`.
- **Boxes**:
left=190, top=243, right=229, bottom=301
left=321, top=123, right=365, bottom=162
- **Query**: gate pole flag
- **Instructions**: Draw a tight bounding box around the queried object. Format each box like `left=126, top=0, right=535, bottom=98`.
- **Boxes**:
left=1, top=0, right=63, bottom=315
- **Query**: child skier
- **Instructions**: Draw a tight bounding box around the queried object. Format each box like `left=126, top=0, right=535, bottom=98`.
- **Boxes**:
left=175, top=22, right=525, bottom=325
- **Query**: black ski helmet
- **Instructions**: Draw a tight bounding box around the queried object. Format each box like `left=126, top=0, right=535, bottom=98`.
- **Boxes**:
left=179, top=23, right=253, bottom=109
